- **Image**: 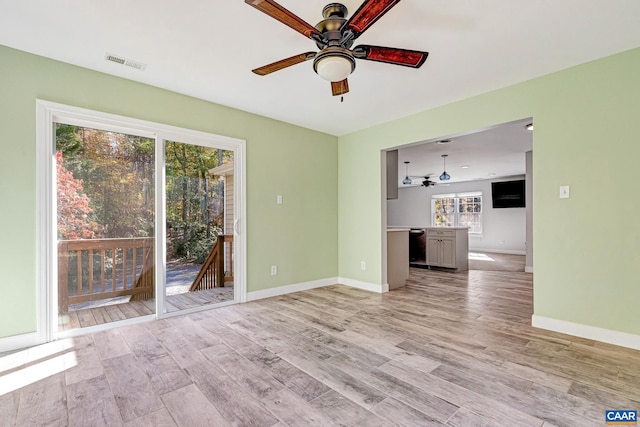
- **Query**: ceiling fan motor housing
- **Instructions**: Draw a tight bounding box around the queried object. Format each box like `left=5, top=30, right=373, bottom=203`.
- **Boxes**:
left=313, top=3, right=356, bottom=82
left=322, top=3, right=348, bottom=19
left=315, top=3, right=353, bottom=49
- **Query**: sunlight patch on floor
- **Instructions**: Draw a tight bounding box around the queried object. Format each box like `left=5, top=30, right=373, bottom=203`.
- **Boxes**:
left=468, top=252, right=495, bottom=261
left=0, top=339, right=78, bottom=395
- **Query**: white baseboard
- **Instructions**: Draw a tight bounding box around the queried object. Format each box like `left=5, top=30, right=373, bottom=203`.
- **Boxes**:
left=246, top=276, right=389, bottom=302
left=532, top=315, right=640, bottom=350
left=338, top=277, right=389, bottom=293
left=469, top=248, right=526, bottom=255
left=0, top=332, right=41, bottom=354
left=247, top=277, right=339, bottom=302
left=525, top=266, right=534, bottom=273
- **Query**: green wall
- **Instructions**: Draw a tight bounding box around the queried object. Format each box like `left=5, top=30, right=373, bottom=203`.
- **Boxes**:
left=0, top=45, right=338, bottom=338
left=338, top=47, right=640, bottom=336
left=2, top=42, right=639, bottom=342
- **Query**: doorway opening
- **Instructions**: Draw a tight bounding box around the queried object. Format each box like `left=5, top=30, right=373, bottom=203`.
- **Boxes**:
left=383, top=117, right=533, bottom=282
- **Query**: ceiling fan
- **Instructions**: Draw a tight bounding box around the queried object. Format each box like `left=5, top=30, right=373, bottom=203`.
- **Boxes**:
left=421, top=176, right=437, bottom=187
left=402, top=161, right=436, bottom=187
left=245, top=0, right=429, bottom=96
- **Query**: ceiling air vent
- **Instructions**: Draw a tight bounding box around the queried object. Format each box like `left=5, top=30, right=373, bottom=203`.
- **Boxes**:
left=104, top=53, right=147, bottom=71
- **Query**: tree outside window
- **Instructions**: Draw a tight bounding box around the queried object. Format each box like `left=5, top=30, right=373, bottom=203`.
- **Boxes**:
left=432, top=192, right=482, bottom=233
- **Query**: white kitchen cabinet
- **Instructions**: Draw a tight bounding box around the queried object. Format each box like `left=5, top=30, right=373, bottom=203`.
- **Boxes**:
left=425, top=228, right=468, bottom=271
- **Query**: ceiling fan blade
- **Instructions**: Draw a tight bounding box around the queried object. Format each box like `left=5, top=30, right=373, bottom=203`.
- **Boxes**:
left=252, top=52, right=316, bottom=76
left=245, top=0, right=321, bottom=40
left=353, top=45, right=428, bottom=68
left=344, top=0, right=402, bottom=39
left=331, top=79, right=349, bottom=96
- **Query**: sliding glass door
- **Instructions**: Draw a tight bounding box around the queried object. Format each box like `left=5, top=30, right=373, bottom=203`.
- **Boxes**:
left=38, top=100, right=246, bottom=340
left=56, top=124, right=156, bottom=330
left=163, top=140, right=235, bottom=313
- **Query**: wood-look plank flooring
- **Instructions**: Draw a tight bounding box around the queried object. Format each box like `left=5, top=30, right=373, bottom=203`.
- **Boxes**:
left=3, top=268, right=640, bottom=426
left=467, top=251, right=526, bottom=272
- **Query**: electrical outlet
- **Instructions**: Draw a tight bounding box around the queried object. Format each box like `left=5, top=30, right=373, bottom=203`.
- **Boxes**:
left=271, top=265, right=277, bottom=276
left=277, top=195, right=283, bottom=204
left=360, top=261, right=366, bottom=271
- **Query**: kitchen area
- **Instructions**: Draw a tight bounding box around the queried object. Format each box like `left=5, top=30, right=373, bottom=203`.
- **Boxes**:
left=408, top=227, right=469, bottom=270
left=386, top=226, right=469, bottom=290
left=385, top=119, right=533, bottom=290
left=386, top=148, right=472, bottom=290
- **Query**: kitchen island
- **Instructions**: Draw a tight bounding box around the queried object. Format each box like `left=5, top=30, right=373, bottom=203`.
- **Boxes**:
left=404, top=226, right=469, bottom=271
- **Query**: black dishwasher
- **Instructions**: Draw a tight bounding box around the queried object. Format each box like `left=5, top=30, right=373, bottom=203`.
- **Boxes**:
left=409, top=228, right=427, bottom=266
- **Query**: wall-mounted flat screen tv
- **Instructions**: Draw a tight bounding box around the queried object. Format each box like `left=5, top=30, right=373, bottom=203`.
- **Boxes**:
left=491, top=180, right=525, bottom=208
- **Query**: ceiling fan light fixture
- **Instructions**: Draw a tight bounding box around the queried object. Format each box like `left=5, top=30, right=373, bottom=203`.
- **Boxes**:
left=313, top=48, right=355, bottom=82
left=439, top=154, right=451, bottom=181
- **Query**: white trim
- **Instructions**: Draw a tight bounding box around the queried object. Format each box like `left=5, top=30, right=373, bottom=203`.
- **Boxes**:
left=55, top=315, right=155, bottom=340
left=247, top=277, right=339, bottom=302
left=380, top=151, right=388, bottom=301
left=36, top=100, right=247, bottom=342
left=532, top=315, right=640, bottom=351
left=234, top=141, right=247, bottom=304
left=35, top=102, right=55, bottom=345
left=155, top=127, right=167, bottom=318
left=525, top=266, right=534, bottom=273
left=245, top=276, right=390, bottom=302
left=338, top=277, right=389, bottom=294
left=469, top=248, right=526, bottom=255
left=0, top=332, right=40, bottom=354
left=54, top=297, right=240, bottom=340
left=160, top=299, right=238, bottom=319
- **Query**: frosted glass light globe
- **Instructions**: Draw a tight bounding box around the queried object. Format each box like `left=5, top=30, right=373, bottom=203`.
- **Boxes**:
left=315, top=55, right=353, bottom=82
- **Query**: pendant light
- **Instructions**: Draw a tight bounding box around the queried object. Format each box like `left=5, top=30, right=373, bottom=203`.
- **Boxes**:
left=402, top=161, right=412, bottom=185
left=439, top=154, right=451, bottom=181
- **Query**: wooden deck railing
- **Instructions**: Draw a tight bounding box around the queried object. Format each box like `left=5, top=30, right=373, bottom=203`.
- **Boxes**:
left=58, top=237, right=154, bottom=313
left=190, top=235, right=233, bottom=291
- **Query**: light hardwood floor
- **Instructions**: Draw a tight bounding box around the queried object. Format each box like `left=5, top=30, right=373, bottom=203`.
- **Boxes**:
left=2, top=268, right=639, bottom=426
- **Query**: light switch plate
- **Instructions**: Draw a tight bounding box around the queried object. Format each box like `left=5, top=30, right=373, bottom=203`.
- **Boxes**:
left=560, top=186, right=570, bottom=199
left=277, top=195, right=283, bottom=204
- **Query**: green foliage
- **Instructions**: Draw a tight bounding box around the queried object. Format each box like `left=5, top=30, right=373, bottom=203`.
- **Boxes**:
left=55, top=124, right=82, bottom=156
left=174, top=224, right=223, bottom=263
left=55, top=125, right=233, bottom=264
left=55, top=124, right=155, bottom=238
left=165, top=141, right=232, bottom=262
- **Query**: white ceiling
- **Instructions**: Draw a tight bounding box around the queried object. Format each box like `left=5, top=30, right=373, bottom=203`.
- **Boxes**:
left=1, top=1, right=639, bottom=136
left=396, top=118, right=532, bottom=187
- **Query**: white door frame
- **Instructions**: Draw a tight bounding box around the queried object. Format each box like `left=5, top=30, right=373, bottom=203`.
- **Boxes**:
left=36, top=100, right=247, bottom=342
